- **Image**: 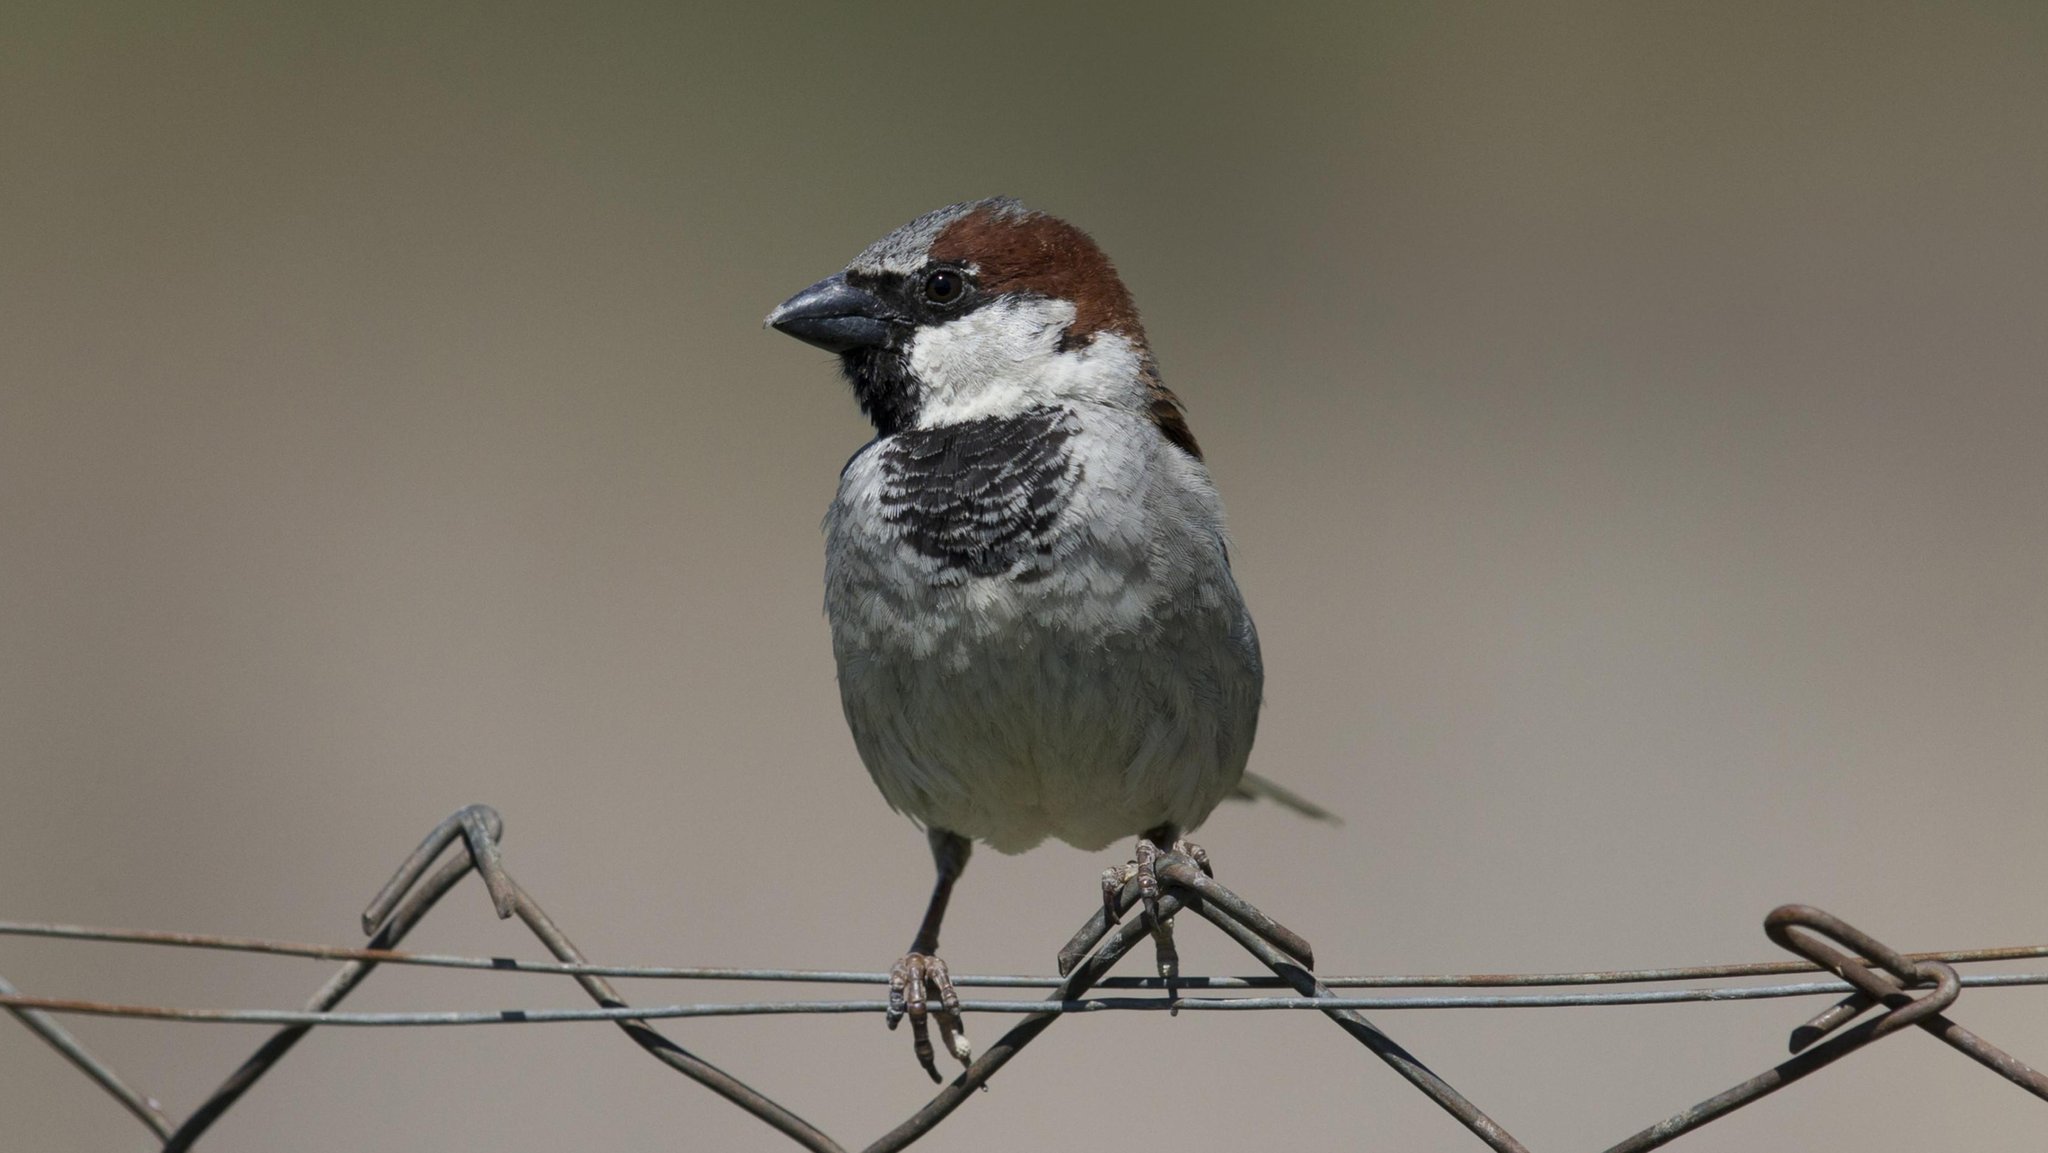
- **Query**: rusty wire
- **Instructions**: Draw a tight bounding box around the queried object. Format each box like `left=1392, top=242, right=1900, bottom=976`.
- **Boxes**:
left=6, top=803, right=2047, bottom=1152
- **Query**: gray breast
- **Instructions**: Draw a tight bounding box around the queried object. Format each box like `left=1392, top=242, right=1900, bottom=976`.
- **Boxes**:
left=878, top=406, right=1080, bottom=579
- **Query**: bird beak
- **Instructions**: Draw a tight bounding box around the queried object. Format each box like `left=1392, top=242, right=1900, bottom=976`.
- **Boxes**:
left=765, top=273, right=897, bottom=353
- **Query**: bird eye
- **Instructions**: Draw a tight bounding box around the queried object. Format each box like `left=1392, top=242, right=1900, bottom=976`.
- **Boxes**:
left=923, top=268, right=965, bottom=306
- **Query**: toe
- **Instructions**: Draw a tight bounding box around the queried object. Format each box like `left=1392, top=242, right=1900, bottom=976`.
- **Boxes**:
left=886, top=958, right=911, bottom=1028
left=910, top=1013, right=940, bottom=1082
left=938, top=1010, right=973, bottom=1067
left=902, top=957, right=929, bottom=1019
left=926, top=957, right=960, bottom=1014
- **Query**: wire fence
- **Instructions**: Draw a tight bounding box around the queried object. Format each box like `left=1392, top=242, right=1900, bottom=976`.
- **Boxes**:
left=5, top=804, right=2046, bottom=1151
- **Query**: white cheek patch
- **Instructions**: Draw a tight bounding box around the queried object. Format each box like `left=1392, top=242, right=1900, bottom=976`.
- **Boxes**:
left=910, top=298, right=1147, bottom=425
left=910, top=297, right=1073, bottom=420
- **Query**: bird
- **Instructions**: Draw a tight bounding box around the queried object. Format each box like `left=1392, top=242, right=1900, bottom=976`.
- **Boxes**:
left=765, top=198, right=1326, bottom=1081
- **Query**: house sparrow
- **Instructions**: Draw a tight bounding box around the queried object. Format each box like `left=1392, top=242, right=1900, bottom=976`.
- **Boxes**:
left=767, top=198, right=1319, bottom=1081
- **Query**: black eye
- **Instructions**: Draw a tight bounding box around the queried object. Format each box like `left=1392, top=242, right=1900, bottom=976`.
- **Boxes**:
left=923, top=268, right=965, bottom=305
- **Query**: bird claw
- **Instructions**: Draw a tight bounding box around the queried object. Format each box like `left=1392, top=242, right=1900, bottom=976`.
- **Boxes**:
left=1101, top=836, right=1213, bottom=983
left=1100, top=865, right=1129, bottom=926
left=888, top=952, right=971, bottom=1082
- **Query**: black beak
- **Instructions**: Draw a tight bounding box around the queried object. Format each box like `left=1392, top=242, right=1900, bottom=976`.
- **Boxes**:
left=765, top=274, right=897, bottom=353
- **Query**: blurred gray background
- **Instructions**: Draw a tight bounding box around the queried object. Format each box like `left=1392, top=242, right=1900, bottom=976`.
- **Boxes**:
left=4, top=2, right=2045, bottom=1149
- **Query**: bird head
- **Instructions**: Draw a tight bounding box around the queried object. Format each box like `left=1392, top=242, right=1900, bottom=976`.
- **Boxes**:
left=766, top=198, right=1198, bottom=457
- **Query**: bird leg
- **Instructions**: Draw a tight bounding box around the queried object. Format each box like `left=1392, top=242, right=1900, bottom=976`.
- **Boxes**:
left=1100, top=824, right=1211, bottom=983
left=888, top=828, right=973, bottom=1082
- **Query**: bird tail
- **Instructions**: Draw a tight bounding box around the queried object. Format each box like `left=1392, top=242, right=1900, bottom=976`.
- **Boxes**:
left=1229, top=771, right=1342, bottom=824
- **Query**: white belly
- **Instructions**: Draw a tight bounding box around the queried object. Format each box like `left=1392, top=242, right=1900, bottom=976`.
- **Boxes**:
left=832, top=568, right=1258, bottom=854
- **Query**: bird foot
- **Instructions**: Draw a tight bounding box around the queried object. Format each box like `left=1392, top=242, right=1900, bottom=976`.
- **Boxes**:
left=1058, top=836, right=1315, bottom=979
left=887, top=951, right=971, bottom=1083
left=1101, top=836, right=1212, bottom=982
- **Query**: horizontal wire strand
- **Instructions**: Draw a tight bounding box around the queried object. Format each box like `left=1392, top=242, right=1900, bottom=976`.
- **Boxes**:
left=7, top=919, right=2047, bottom=990
left=5, top=973, right=2047, bottom=1027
